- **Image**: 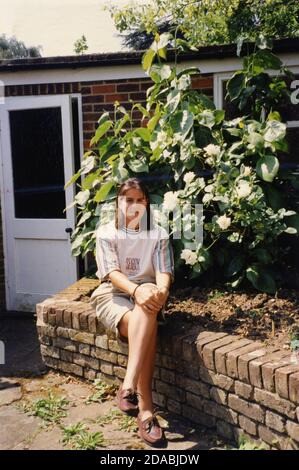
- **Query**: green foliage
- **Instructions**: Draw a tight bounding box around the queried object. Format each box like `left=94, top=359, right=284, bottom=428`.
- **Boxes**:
left=74, top=34, right=89, bottom=55
left=65, top=32, right=299, bottom=294
left=61, top=422, right=106, bottom=450
left=22, top=392, right=69, bottom=424
left=107, top=0, right=299, bottom=51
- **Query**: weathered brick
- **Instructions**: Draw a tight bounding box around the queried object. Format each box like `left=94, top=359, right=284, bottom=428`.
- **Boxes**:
left=238, top=415, right=257, bottom=436
left=254, top=388, right=296, bottom=419
left=196, top=332, right=228, bottom=354
left=99, top=361, right=113, bottom=375
left=152, top=391, right=166, bottom=408
left=286, top=420, right=299, bottom=443
left=52, top=337, right=77, bottom=352
left=228, top=394, right=264, bottom=423
left=202, top=335, right=240, bottom=370
left=84, top=368, right=97, bottom=381
left=289, top=373, right=299, bottom=404
left=68, top=331, right=95, bottom=345
left=73, top=353, right=99, bottom=370
left=226, top=342, right=263, bottom=378
left=186, top=391, right=203, bottom=411
left=60, top=349, right=73, bottom=362
left=117, top=354, right=128, bottom=367
left=108, top=339, right=128, bottom=354
left=238, top=347, right=272, bottom=383
left=55, top=359, right=83, bottom=377
left=176, top=374, right=210, bottom=398
left=249, top=350, right=289, bottom=388
left=262, top=354, right=294, bottom=392
left=40, top=344, right=60, bottom=359
left=201, top=398, right=239, bottom=425
left=56, top=326, right=71, bottom=338
left=198, top=366, right=235, bottom=391
left=210, top=386, right=227, bottom=405
left=182, top=331, right=202, bottom=362
left=167, top=398, right=181, bottom=415
left=215, top=339, right=252, bottom=375
left=113, top=366, right=126, bottom=379
left=265, top=410, right=286, bottom=433
left=258, top=425, right=289, bottom=449
left=275, top=364, right=299, bottom=399
left=95, top=335, right=109, bottom=350
left=78, top=343, right=90, bottom=355
left=216, top=420, right=234, bottom=440
left=161, top=368, right=176, bottom=385
left=182, top=404, right=216, bottom=428
left=91, top=347, right=118, bottom=364
left=155, top=380, right=185, bottom=402
left=235, top=381, right=254, bottom=400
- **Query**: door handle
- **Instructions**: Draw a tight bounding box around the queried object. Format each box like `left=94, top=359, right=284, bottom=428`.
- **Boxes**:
left=65, top=227, right=73, bottom=236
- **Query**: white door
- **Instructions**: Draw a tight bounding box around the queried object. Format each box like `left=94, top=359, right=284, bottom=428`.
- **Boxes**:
left=0, top=95, right=79, bottom=312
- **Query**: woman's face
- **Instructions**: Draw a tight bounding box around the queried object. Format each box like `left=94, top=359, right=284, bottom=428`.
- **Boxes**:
left=118, top=188, right=147, bottom=227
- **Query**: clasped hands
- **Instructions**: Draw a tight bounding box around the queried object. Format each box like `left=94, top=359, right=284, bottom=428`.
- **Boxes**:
left=133, top=284, right=169, bottom=315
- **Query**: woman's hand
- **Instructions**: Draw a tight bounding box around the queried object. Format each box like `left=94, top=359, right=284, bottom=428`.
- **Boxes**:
left=134, top=284, right=164, bottom=314
left=154, top=286, right=169, bottom=308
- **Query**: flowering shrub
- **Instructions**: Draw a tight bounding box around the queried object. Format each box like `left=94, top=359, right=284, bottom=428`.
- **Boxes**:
left=65, top=34, right=299, bottom=293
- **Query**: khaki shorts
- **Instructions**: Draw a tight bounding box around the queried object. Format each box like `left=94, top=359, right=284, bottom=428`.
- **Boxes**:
left=89, top=281, right=167, bottom=345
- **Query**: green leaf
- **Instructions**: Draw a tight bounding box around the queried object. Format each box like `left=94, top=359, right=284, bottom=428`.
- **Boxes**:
left=127, top=157, right=149, bottom=173
left=75, top=190, right=90, bottom=207
left=225, top=255, right=245, bottom=278
left=90, top=121, right=113, bottom=146
left=170, top=110, right=194, bottom=141
left=256, top=155, right=279, bottom=182
left=135, top=127, right=151, bottom=142
left=142, top=48, right=156, bottom=71
left=255, top=50, right=282, bottom=70
left=226, top=72, right=246, bottom=101
left=246, top=265, right=276, bottom=294
left=150, top=64, right=172, bottom=83
left=165, top=89, right=181, bottom=114
left=94, top=181, right=114, bottom=203
left=264, top=120, right=286, bottom=142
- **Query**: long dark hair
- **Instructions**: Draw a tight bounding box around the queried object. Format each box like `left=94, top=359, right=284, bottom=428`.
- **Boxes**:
left=115, top=177, right=153, bottom=231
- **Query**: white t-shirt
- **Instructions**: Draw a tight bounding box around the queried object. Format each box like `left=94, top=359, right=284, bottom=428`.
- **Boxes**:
left=92, top=219, right=174, bottom=289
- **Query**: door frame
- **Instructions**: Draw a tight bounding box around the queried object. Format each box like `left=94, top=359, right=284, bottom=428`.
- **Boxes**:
left=0, top=92, right=84, bottom=311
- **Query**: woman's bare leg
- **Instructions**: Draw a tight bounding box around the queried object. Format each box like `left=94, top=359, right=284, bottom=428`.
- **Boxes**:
left=119, top=303, right=158, bottom=388
left=118, top=303, right=158, bottom=407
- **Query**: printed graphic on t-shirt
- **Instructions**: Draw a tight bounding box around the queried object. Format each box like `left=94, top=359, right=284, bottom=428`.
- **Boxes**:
left=125, top=257, right=140, bottom=274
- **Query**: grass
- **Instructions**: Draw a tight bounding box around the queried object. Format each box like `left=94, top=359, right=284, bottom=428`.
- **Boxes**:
left=20, top=392, right=69, bottom=424
left=61, top=422, right=106, bottom=450
left=226, top=435, right=268, bottom=450
left=96, top=409, right=123, bottom=426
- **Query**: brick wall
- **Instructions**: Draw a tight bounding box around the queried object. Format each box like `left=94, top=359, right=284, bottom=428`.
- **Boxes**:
left=37, top=278, right=299, bottom=450
left=0, top=74, right=213, bottom=310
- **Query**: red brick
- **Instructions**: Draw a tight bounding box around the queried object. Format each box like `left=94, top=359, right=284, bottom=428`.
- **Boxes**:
left=265, top=410, right=286, bottom=433
left=215, top=339, right=252, bottom=375
left=92, top=84, right=116, bottom=94
left=104, top=93, right=129, bottom=103
left=191, top=77, right=213, bottom=89
left=275, top=364, right=299, bottom=399
left=235, top=380, right=254, bottom=400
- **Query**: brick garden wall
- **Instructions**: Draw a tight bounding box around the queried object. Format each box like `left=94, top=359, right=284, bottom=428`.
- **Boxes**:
left=0, top=73, right=213, bottom=310
left=37, top=278, right=299, bottom=450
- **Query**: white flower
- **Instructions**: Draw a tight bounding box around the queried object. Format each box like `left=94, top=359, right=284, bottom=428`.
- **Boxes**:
left=183, top=172, right=195, bottom=185
left=204, top=144, right=221, bottom=157
left=216, top=214, right=231, bottom=230
left=181, top=249, right=197, bottom=266
left=163, top=191, right=180, bottom=211
left=242, top=166, right=251, bottom=177
left=236, top=180, right=252, bottom=198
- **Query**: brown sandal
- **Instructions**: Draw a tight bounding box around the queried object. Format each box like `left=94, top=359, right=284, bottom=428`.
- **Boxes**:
left=137, top=411, right=167, bottom=448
